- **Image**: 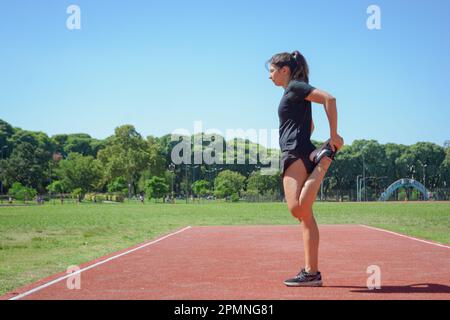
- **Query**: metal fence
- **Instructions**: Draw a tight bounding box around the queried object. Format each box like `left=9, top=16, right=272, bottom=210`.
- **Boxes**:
left=1, top=188, right=449, bottom=205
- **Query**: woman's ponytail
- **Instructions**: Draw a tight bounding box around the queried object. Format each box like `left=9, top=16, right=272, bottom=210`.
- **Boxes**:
left=290, top=51, right=309, bottom=83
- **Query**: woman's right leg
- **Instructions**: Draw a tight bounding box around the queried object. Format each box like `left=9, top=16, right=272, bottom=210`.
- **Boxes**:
left=284, top=156, right=333, bottom=272
left=283, top=160, right=313, bottom=271
left=297, top=157, right=333, bottom=273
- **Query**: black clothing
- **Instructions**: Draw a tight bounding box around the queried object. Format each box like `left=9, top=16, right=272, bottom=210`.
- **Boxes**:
left=278, top=80, right=316, bottom=152
left=280, top=148, right=316, bottom=178
left=278, top=80, right=316, bottom=176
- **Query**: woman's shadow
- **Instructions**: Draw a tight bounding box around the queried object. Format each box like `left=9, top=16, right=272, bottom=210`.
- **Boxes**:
left=326, top=283, right=450, bottom=294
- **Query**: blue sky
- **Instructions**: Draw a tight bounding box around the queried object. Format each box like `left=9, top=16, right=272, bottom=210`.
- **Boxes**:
left=1, top=0, right=449, bottom=149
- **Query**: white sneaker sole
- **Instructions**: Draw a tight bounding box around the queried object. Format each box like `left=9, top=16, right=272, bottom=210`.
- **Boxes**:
left=284, top=280, right=323, bottom=287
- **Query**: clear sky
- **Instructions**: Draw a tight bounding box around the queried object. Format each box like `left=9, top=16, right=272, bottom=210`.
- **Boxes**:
left=1, top=0, right=449, bottom=149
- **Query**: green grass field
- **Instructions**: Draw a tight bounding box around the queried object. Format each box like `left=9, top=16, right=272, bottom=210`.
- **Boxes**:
left=0, top=201, right=449, bottom=296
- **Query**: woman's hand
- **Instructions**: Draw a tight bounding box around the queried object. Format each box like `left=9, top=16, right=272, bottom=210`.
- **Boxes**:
left=329, top=134, right=344, bottom=152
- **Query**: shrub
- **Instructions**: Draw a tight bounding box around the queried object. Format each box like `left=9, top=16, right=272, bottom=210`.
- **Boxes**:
left=71, top=188, right=83, bottom=200
left=9, top=182, right=37, bottom=201
left=83, top=192, right=124, bottom=203
left=230, top=193, right=240, bottom=202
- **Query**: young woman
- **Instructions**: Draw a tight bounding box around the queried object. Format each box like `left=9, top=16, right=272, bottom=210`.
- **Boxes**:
left=267, top=51, right=344, bottom=287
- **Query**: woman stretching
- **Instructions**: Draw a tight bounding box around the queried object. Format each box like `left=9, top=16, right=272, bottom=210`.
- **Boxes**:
left=267, top=51, right=344, bottom=287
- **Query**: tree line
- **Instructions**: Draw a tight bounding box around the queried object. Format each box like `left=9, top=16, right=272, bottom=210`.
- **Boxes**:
left=0, top=119, right=449, bottom=202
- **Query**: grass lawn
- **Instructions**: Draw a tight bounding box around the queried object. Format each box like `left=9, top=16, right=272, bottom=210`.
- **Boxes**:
left=0, top=201, right=449, bottom=296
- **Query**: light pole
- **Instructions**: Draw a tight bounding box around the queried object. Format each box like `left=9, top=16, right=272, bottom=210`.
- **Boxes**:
left=192, top=164, right=200, bottom=184
left=358, top=175, right=371, bottom=202
left=169, top=163, right=175, bottom=203
left=205, top=167, right=218, bottom=198
left=50, top=152, right=62, bottom=205
left=356, top=175, right=363, bottom=202
left=363, top=154, right=365, bottom=201
left=424, top=164, right=427, bottom=187
left=408, top=164, right=416, bottom=180
left=417, top=160, right=427, bottom=188
left=255, top=165, right=261, bottom=202
left=360, top=145, right=369, bottom=202
left=185, top=163, right=188, bottom=204
left=0, top=146, right=7, bottom=196
left=321, top=177, right=331, bottom=201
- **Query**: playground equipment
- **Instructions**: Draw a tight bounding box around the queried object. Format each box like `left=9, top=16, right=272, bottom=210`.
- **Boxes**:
left=379, top=178, right=429, bottom=201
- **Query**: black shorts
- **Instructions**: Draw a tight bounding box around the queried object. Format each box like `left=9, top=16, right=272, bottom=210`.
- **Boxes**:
left=280, top=148, right=316, bottom=178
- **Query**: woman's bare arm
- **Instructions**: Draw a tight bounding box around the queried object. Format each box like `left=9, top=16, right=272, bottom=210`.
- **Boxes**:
left=306, top=88, right=344, bottom=151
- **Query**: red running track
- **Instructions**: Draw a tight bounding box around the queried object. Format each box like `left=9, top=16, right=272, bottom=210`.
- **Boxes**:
left=2, top=225, right=449, bottom=300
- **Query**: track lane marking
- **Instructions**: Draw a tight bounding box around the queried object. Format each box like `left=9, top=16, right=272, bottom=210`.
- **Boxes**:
left=359, top=224, right=450, bottom=249
left=8, top=226, right=192, bottom=300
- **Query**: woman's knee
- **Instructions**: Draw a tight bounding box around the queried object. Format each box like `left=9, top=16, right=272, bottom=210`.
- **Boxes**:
left=288, top=201, right=311, bottom=220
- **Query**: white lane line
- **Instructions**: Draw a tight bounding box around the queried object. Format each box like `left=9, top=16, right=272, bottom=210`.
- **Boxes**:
left=9, top=226, right=192, bottom=300
left=359, top=224, right=450, bottom=249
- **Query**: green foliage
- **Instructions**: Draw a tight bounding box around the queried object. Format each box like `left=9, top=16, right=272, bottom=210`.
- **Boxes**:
left=397, top=188, right=407, bottom=201
left=1, top=129, right=53, bottom=192
left=46, top=180, right=66, bottom=194
left=97, top=125, right=151, bottom=194
left=192, top=180, right=210, bottom=197
left=230, top=192, right=240, bottom=202
left=71, top=188, right=83, bottom=200
left=107, top=176, right=128, bottom=195
left=1, top=119, right=449, bottom=202
left=243, top=189, right=259, bottom=197
left=214, top=170, right=246, bottom=199
left=145, top=176, right=169, bottom=202
left=56, top=153, right=103, bottom=193
left=246, top=170, right=279, bottom=195
left=146, top=135, right=167, bottom=177
left=0, top=119, right=14, bottom=156
left=9, top=182, right=37, bottom=200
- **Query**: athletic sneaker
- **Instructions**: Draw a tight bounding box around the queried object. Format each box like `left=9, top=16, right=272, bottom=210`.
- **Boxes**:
left=312, top=140, right=337, bottom=164
left=284, top=268, right=323, bottom=287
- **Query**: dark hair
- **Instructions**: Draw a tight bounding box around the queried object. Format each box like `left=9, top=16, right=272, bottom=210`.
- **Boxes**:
left=266, top=51, right=309, bottom=83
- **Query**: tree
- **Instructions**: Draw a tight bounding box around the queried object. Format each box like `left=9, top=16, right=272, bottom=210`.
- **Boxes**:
left=437, top=147, right=450, bottom=191
left=97, top=125, right=150, bottom=196
left=192, top=180, right=210, bottom=198
left=147, top=135, right=167, bottom=177
left=2, top=142, right=50, bottom=192
left=56, top=153, right=103, bottom=193
left=64, top=135, right=94, bottom=156
left=46, top=180, right=67, bottom=194
left=327, top=145, right=363, bottom=200
left=107, top=176, right=128, bottom=195
left=71, top=188, right=83, bottom=202
left=408, top=142, right=445, bottom=189
left=0, top=119, right=14, bottom=158
left=1, top=128, right=56, bottom=193
left=341, top=140, right=388, bottom=201
left=214, top=170, right=246, bottom=199
left=145, top=176, right=169, bottom=202
left=246, top=170, right=279, bottom=196
left=384, top=143, right=408, bottom=181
